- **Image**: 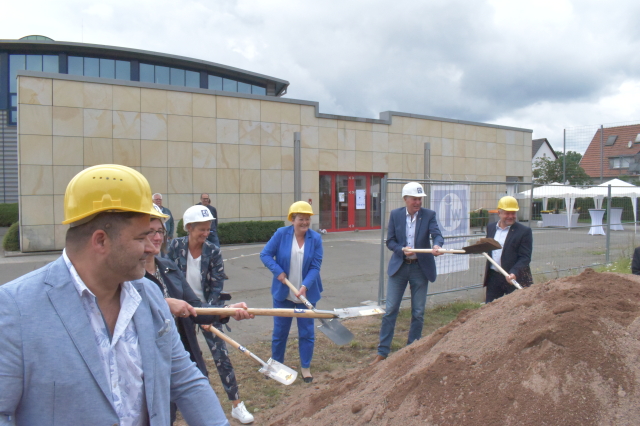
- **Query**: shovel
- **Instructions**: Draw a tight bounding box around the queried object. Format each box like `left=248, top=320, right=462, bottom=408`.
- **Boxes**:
left=281, top=278, right=354, bottom=346
left=403, top=238, right=502, bottom=255
left=196, top=307, right=350, bottom=318
left=480, top=252, right=523, bottom=289
left=201, top=325, right=297, bottom=385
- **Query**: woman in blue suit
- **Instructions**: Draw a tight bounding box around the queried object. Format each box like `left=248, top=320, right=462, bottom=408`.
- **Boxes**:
left=260, top=201, right=323, bottom=383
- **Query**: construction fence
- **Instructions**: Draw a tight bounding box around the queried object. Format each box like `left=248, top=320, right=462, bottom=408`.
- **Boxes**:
left=377, top=178, right=640, bottom=305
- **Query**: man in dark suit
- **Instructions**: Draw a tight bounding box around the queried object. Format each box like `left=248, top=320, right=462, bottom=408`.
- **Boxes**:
left=197, top=193, right=220, bottom=247
left=484, top=196, right=533, bottom=303
left=371, top=182, right=444, bottom=365
left=632, top=247, right=640, bottom=275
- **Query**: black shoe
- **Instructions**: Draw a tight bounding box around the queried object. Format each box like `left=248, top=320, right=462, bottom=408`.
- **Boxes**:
left=302, top=376, right=313, bottom=383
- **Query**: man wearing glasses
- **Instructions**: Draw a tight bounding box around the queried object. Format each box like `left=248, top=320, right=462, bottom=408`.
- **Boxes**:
left=152, top=193, right=175, bottom=241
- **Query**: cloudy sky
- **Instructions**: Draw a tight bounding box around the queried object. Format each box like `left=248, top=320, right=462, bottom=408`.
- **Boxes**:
left=5, top=0, right=640, bottom=152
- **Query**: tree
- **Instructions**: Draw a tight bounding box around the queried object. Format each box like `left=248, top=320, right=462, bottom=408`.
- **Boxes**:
left=532, top=151, right=591, bottom=185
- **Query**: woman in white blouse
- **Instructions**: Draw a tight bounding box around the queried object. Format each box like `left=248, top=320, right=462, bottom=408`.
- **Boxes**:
left=260, top=201, right=324, bottom=383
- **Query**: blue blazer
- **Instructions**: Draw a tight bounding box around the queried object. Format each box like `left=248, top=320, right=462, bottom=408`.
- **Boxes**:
left=386, top=207, right=444, bottom=282
left=260, top=226, right=324, bottom=304
left=0, top=257, right=229, bottom=426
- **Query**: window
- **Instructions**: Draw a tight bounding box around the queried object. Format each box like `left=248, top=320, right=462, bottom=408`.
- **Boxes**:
left=610, top=157, right=632, bottom=169
left=141, top=63, right=200, bottom=87
left=635, top=134, right=640, bottom=143
left=252, top=85, right=266, bottom=95
left=238, top=82, right=251, bottom=94
left=605, top=135, right=618, bottom=146
left=186, top=70, right=200, bottom=88
left=170, top=68, right=184, bottom=86
left=140, top=63, right=154, bottom=82
left=208, top=75, right=223, bottom=90
left=68, top=56, right=131, bottom=81
left=8, top=54, right=59, bottom=124
left=222, top=78, right=237, bottom=92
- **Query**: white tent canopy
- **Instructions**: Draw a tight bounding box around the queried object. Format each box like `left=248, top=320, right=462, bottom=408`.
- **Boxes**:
left=517, top=183, right=587, bottom=229
left=585, top=179, right=640, bottom=231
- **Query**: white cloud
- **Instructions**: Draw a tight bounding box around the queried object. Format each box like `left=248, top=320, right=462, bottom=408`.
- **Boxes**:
left=3, top=0, right=640, bottom=145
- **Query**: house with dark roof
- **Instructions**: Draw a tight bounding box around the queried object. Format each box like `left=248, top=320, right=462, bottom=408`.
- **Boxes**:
left=579, top=124, right=640, bottom=180
left=532, top=138, right=557, bottom=170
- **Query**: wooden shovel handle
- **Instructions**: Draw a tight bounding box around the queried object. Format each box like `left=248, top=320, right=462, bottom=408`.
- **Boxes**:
left=481, top=252, right=523, bottom=290
left=201, top=325, right=253, bottom=360
left=282, top=278, right=315, bottom=310
left=194, top=307, right=335, bottom=318
left=404, top=248, right=466, bottom=254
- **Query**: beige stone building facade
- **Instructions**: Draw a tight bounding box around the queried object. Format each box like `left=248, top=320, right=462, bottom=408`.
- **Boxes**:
left=16, top=71, right=532, bottom=252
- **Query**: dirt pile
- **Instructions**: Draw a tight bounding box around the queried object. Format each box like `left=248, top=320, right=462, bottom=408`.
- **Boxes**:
left=264, top=270, right=640, bottom=426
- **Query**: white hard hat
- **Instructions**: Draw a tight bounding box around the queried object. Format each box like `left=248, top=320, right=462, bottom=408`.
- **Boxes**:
left=183, top=205, right=214, bottom=232
left=402, top=182, right=426, bottom=198
left=152, top=204, right=169, bottom=224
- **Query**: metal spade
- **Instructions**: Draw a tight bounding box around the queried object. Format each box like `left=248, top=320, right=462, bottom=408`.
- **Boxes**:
left=202, top=325, right=297, bottom=385
left=282, top=278, right=354, bottom=346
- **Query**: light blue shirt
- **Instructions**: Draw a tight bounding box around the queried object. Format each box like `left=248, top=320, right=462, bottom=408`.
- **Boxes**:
left=491, top=223, right=510, bottom=270
left=405, top=208, right=418, bottom=259
left=63, top=250, right=147, bottom=426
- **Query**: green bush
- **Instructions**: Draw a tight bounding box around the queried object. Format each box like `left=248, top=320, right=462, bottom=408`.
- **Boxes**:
left=0, top=203, right=19, bottom=226
left=2, top=222, right=19, bottom=251
left=176, top=219, right=284, bottom=244
left=470, top=209, right=488, bottom=227
left=177, top=219, right=186, bottom=237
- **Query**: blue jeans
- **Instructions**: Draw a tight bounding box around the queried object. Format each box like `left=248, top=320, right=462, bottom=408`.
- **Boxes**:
left=272, top=299, right=315, bottom=368
left=377, top=262, right=429, bottom=357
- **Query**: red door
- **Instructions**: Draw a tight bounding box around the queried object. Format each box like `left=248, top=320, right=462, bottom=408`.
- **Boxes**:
left=319, top=172, right=384, bottom=232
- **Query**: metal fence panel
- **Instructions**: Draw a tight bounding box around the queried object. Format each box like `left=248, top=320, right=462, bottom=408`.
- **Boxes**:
left=378, top=179, right=639, bottom=305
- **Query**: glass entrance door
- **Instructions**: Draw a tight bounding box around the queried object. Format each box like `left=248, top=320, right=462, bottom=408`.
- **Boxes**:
left=319, top=172, right=385, bottom=232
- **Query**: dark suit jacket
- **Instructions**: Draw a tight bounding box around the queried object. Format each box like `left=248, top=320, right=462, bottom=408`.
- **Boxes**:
left=632, top=247, right=640, bottom=275
left=483, top=221, right=533, bottom=287
left=147, top=256, right=224, bottom=377
left=386, top=206, right=444, bottom=282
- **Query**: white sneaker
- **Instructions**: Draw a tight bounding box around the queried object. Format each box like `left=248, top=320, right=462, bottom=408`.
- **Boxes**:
left=231, top=401, right=254, bottom=424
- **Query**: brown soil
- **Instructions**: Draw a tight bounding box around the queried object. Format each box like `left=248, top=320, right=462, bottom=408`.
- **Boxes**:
left=261, top=270, right=640, bottom=426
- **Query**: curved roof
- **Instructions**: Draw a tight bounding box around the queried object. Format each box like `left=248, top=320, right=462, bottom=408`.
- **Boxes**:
left=19, top=35, right=54, bottom=41
left=0, top=38, right=289, bottom=96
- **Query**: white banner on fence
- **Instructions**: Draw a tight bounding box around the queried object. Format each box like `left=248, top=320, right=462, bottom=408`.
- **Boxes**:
left=431, top=185, right=470, bottom=274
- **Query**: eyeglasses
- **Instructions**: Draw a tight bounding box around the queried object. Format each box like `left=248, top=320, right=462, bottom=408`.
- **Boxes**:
left=149, top=229, right=166, bottom=237
left=201, top=198, right=210, bottom=202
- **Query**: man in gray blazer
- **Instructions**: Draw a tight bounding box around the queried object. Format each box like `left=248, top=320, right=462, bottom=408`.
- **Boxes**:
left=371, top=182, right=444, bottom=366
left=0, top=165, right=232, bottom=426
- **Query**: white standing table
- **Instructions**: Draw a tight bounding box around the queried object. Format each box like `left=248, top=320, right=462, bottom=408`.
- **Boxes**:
left=588, top=209, right=606, bottom=235
left=609, top=207, right=624, bottom=231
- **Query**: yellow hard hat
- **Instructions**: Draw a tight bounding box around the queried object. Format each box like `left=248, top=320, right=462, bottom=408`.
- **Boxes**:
left=287, top=201, right=314, bottom=222
left=62, top=164, right=169, bottom=225
left=497, top=196, right=519, bottom=212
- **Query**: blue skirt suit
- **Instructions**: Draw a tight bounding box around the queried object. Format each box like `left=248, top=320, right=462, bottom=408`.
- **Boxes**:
left=260, top=225, right=323, bottom=368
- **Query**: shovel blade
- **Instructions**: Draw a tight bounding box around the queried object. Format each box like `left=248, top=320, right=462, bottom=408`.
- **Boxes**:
left=462, top=237, right=502, bottom=254
left=334, top=306, right=386, bottom=319
left=318, top=318, right=354, bottom=345
left=259, top=358, right=297, bottom=385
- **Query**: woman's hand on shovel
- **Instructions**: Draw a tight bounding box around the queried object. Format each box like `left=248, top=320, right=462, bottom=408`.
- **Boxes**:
left=224, top=302, right=255, bottom=321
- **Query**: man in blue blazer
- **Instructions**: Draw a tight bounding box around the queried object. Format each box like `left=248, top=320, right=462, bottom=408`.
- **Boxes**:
left=483, top=196, right=533, bottom=303
left=0, top=165, right=229, bottom=426
left=371, top=182, right=444, bottom=365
